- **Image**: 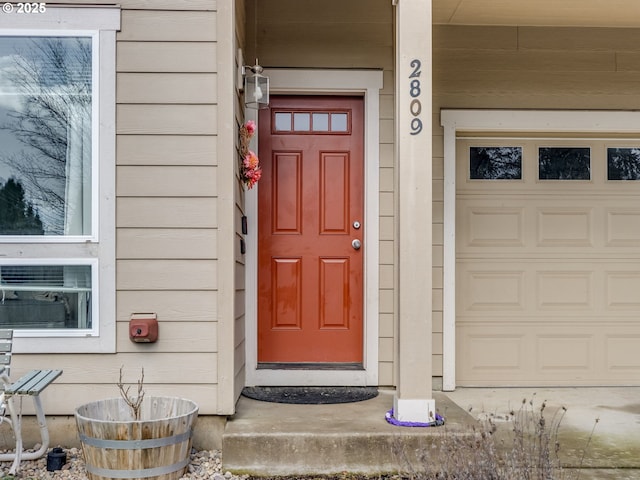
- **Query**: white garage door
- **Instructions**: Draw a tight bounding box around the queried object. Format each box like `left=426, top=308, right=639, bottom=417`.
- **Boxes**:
left=456, top=137, right=640, bottom=386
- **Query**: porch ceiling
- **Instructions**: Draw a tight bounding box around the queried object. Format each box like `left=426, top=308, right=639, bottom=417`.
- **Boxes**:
left=434, top=0, right=640, bottom=27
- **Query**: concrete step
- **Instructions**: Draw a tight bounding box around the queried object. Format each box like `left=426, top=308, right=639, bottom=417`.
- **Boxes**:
left=222, top=390, right=473, bottom=476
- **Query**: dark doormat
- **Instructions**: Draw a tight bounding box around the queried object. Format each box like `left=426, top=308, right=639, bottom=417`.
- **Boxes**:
left=241, top=386, right=378, bottom=404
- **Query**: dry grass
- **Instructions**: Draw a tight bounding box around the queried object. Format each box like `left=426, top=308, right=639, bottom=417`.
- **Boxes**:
left=398, top=396, right=597, bottom=480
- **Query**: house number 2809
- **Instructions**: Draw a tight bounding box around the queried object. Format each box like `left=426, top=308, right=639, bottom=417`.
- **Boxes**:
left=409, top=59, right=422, bottom=135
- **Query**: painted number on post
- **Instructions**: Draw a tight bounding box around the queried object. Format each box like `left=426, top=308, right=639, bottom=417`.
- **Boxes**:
left=409, top=59, right=422, bottom=136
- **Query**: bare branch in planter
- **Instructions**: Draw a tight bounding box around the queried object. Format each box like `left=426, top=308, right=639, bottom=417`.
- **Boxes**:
left=117, top=366, right=145, bottom=420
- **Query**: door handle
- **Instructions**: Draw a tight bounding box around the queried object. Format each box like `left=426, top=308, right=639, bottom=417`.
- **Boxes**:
left=352, top=239, right=362, bottom=250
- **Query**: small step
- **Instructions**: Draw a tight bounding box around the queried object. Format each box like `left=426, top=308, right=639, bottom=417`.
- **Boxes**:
left=222, top=390, right=474, bottom=476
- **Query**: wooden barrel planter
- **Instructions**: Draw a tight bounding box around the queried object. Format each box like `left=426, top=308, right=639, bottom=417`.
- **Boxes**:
left=75, top=396, right=198, bottom=480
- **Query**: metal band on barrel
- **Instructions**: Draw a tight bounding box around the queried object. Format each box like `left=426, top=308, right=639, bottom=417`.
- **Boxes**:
left=84, top=457, right=190, bottom=479
left=79, top=429, right=191, bottom=449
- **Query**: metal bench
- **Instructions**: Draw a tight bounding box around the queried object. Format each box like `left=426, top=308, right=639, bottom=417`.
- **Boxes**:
left=0, top=329, right=62, bottom=474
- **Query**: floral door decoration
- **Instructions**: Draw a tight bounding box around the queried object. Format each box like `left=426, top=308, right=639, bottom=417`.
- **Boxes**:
left=239, top=120, right=262, bottom=189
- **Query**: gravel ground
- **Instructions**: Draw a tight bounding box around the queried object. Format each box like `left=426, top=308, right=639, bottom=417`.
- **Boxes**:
left=0, top=448, right=249, bottom=480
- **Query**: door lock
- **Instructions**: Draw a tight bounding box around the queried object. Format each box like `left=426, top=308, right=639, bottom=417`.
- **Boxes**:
left=352, top=239, right=362, bottom=250
left=353, top=221, right=361, bottom=229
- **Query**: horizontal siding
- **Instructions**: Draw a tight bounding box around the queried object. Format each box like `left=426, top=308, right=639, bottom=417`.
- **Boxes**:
left=433, top=25, right=518, bottom=50
left=117, top=229, right=217, bottom=259
left=437, top=50, right=615, bottom=72
left=14, top=353, right=217, bottom=384
left=117, top=260, right=217, bottom=290
left=115, top=321, right=217, bottom=352
left=117, top=105, right=217, bottom=135
left=260, top=23, right=392, bottom=46
left=117, top=198, right=217, bottom=228
left=258, top=0, right=391, bottom=23
left=118, top=42, right=217, bottom=72
left=119, top=10, right=217, bottom=41
left=23, top=384, right=220, bottom=416
left=117, top=135, right=218, bottom=166
left=434, top=25, right=640, bottom=110
left=117, top=166, right=217, bottom=197
left=117, top=290, right=217, bottom=322
left=518, top=27, right=640, bottom=52
left=258, top=46, right=394, bottom=70
left=117, top=73, right=217, bottom=103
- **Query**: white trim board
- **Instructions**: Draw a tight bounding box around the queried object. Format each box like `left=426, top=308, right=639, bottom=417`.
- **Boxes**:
left=245, top=69, right=383, bottom=386
left=439, top=109, right=640, bottom=391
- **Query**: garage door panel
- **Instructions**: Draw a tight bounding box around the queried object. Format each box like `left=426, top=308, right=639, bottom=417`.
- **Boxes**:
left=459, top=269, right=525, bottom=311
left=457, top=322, right=640, bottom=385
left=606, top=271, right=640, bottom=308
left=536, top=271, right=593, bottom=310
left=606, top=208, right=640, bottom=246
left=537, top=335, right=594, bottom=371
left=459, top=261, right=600, bottom=314
left=459, top=206, right=524, bottom=247
left=458, top=331, right=527, bottom=373
left=606, top=335, right=640, bottom=371
left=537, top=207, right=593, bottom=247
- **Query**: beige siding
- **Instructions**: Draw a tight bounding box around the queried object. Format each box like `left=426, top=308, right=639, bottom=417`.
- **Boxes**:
left=117, top=136, right=218, bottom=166
left=434, top=25, right=640, bottom=110
left=117, top=73, right=218, bottom=103
left=117, top=291, right=217, bottom=322
left=117, top=42, right=218, bottom=72
left=117, top=198, right=217, bottom=228
left=17, top=384, right=219, bottom=417
left=117, top=105, right=217, bottom=135
left=232, top=0, right=248, bottom=404
left=117, top=166, right=217, bottom=197
left=119, top=10, right=217, bottom=41
left=10, top=2, right=224, bottom=415
left=114, top=0, right=222, bottom=407
left=117, top=229, right=218, bottom=259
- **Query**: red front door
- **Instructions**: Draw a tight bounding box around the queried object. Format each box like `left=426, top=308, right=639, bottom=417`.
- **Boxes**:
left=257, top=96, right=364, bottom=364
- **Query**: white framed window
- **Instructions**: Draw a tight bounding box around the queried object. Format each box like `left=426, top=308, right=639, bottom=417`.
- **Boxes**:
left=0, top=7, right=119, bottom=353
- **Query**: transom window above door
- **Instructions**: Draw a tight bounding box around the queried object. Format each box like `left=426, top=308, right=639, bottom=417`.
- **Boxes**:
left=273, top=111, right=350, bottom=133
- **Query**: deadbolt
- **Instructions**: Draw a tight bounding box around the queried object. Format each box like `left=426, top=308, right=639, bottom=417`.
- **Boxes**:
left=353, top=221, right=361, bottom=229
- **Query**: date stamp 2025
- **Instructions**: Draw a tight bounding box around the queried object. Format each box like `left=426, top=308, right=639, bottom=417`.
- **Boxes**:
left=2, top=3, right=47, bottom=14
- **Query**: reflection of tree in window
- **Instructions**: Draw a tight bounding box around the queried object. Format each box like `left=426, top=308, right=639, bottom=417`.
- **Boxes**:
left=470, top=147, right=522, bottom=179
left=607, top=148, right=640, bottom=180
left=539, top=147, right=590, bottom=180
left=0, top=37, right=92, bottom=235
left=0, top=177, right=44, bottom=234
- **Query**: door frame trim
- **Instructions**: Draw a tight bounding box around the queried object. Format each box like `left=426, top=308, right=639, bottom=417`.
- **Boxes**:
left=245, top=69, right=383, bottom=386
left=440, top=109, right=640, bottom=391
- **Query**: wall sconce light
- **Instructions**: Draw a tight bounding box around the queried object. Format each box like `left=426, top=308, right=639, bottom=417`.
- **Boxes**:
left=243, top=59, right=269, bottom=110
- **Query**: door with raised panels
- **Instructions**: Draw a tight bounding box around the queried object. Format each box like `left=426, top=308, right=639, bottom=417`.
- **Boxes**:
left=257, top=96, right=364, bottom=365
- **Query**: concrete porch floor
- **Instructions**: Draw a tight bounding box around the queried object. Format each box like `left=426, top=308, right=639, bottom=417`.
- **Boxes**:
left=222, top=387, right=640, bottom=478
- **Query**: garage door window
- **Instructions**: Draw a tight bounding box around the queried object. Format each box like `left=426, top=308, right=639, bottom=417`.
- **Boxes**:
left=469, top=147, right=522, bottom=179
left=607, top=147, right=640, bottom=180
left=539, top=147, right=591, bottom=180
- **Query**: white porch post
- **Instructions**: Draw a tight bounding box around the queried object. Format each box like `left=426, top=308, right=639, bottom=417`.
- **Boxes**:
left=393, top=0, right=435, bottom=423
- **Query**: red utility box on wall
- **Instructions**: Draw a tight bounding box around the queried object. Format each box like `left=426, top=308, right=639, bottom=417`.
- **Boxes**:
left=129, top=313, right=158, bottom=343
